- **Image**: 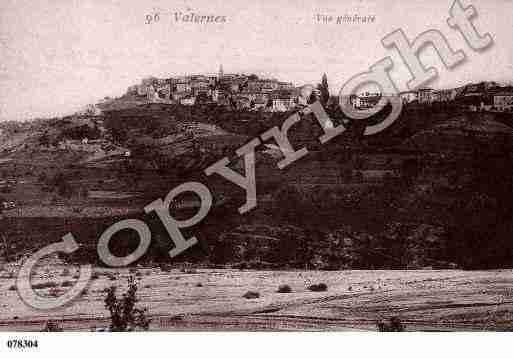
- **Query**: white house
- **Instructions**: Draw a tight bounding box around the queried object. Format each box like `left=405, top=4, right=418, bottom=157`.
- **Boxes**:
left=399, top=91, right=418, bottom=104
left=180, top=96, right=196, bottom=106
left=493, top=92, right=513, bottom=111
left=417, top=88, right=435, bottom=104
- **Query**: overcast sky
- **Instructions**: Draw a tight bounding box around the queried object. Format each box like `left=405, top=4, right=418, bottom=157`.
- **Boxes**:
left=0, top=0, right=511, bottom=121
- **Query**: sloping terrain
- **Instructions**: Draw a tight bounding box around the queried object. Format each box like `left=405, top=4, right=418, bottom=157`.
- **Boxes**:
left=1, top=111, right=513, bottom=270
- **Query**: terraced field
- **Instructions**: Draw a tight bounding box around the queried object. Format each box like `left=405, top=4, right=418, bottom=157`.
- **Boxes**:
left=0, top=263, right=512, bottom=331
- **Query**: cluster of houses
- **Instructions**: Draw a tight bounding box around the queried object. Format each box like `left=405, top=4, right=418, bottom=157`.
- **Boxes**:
left=116, top=69, right=513, bottom=114
left=124, top=65, right=305, bottom=112
left=350, top=81, right=513, bottom=112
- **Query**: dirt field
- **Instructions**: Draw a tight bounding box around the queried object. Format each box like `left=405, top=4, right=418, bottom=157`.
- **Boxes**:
left=1, top=263, right=512, bottom=332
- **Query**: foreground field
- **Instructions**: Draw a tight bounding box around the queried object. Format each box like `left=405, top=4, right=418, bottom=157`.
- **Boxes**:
left=0, top=264, right=512, bottom=331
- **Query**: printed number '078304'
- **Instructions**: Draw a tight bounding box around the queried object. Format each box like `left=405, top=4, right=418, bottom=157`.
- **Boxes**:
left=6, top=339, right=39, bottom=349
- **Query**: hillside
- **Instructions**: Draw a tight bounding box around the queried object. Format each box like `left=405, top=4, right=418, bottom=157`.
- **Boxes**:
left=1, top=108, right=513, bottom=270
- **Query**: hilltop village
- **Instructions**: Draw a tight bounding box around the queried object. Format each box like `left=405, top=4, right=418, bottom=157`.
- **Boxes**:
left=96, top=66, right=513, bottom=115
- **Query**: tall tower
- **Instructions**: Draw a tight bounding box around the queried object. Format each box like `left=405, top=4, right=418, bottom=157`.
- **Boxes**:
left=218, top=64, right=224, bottom=79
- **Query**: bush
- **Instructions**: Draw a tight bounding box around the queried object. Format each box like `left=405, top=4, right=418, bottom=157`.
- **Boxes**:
left=277, top=284, right=292, bottom=293
left=377, top=317, right=405, bottom=332
left=61, top=280, right=73, bottom=287
left=8, top=284, right=16, bottom=291
left=0, top=186, right=12, bottom=193
left=196, top=283, right=203, bottom=287
left=242, top=291, right=260, bottom=299
left=104, top=276, right=151, bottom=332
left=159, top=264, right=172, bottom=272
left=91, top=272, right=100, bottom=280
left=307, top=283, right=328, bottom=292
left=38, top=172, right=48, bottom=183
left=53, top=172, right=74, bottom=198
left=42, top=321, right=63, bottom=332
left=61, top=268, right=70, bottom=276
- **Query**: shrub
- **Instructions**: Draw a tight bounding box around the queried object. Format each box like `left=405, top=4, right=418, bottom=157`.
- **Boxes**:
left=159, top=264, right=172, bottom=272
left=277, top=284, right=292, bottom=293
left=307, top=283, right=328, bottom=292
left=242, top=291, right=260, bottom=299
left=377, top=317, right=405, bottom=332
left=8, top=284, right=16, bottom=291
left=104, top=276, right=151, bottom=332
left=61, top=268, right=70, bottom=276
left=52, top=172, right=74, bottom=198
left=42, top=321, right=63, bottom=332
left=0, top=186, right=12, bottom=193
left=196, top=283, right=203, bottom=287
left=61, top=280, right=73, bottom=287
left=37, top=172, right=48, bottom=183
left=91, top=272, right=100, bottom=280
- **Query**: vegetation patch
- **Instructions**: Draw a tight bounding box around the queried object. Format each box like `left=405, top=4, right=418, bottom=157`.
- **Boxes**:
left=307, top=283, right=328, bottom=292
left=277, top=284, right=292, bottom=293
left=242, top=291, right=260, bottom=299
left=42, top=321, right=63, bottom=332
left=104, top=276, right=151, bottom=331
left=377, top=317, right=405, bottom=332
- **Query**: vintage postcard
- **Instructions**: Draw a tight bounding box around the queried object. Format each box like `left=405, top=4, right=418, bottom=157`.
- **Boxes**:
left=0, top=0, right=512, bottom=353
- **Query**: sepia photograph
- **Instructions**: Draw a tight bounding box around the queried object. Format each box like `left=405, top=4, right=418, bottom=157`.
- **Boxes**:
left=0, top=0, right=512, bottom=356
